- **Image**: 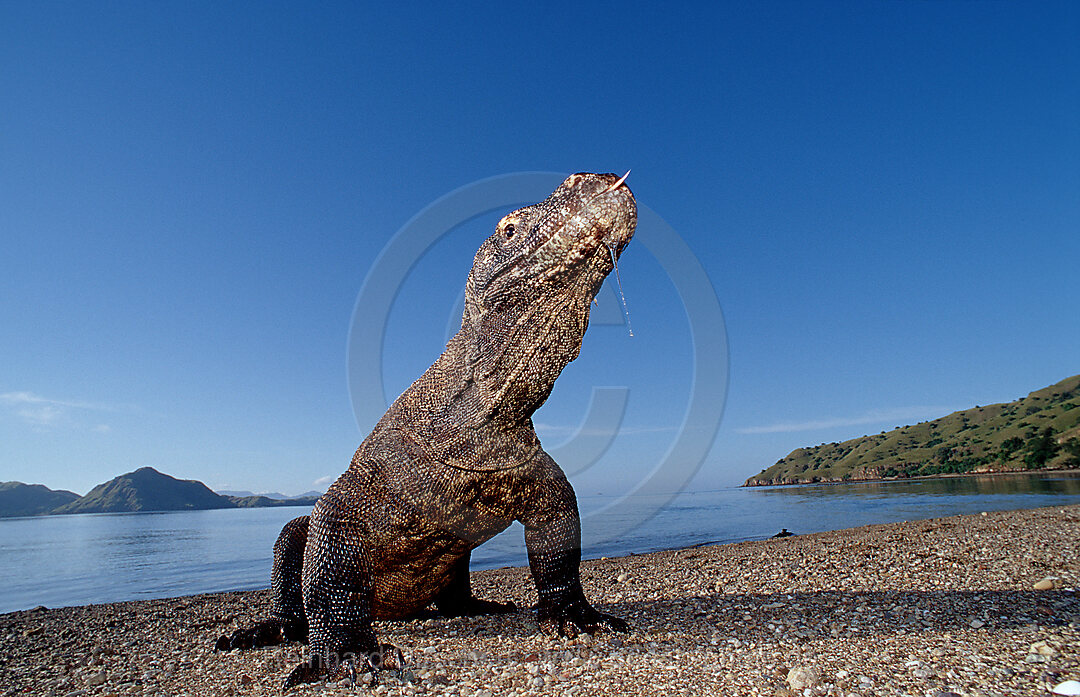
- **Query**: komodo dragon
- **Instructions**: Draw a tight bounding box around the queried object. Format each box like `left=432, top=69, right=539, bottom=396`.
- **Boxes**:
left=218, top=171, right=636, bottom=687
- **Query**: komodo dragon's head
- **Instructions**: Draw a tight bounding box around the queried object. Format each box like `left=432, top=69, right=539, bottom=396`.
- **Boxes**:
left=458, top=172, right=637, bottom=419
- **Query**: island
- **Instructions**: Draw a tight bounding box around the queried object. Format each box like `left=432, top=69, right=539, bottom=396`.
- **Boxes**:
left=745, top=375, right=1080, bottom=487
left=0, top=467, right=319, bottom=518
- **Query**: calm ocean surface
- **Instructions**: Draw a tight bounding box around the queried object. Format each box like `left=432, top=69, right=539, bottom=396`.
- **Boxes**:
left=2, top=473, right=1078, bottom=614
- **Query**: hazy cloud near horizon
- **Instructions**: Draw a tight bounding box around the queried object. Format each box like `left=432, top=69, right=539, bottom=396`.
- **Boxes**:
left=534, top=422, right=679, bottom=438
left=736, top=405, right=964, bottom=436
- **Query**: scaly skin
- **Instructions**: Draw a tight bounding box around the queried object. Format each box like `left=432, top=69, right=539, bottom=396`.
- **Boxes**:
left=218, top=172, right=637, bottom=687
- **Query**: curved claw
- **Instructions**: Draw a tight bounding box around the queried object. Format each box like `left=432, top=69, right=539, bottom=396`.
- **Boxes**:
left=539, top=603, right=629, bottom=638
left=284, top=654, right=325, bottom=689
left=591, top=611, right=629, bottom=632
left=282, top=644, right=405, bottom=690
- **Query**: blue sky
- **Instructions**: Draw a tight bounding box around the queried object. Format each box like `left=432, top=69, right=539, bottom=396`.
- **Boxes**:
left=1, top=2, right=1077, bottom=497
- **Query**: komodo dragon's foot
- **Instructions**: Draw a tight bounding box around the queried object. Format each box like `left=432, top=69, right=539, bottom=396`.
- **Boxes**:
left=214, top=618, right=307, bottom=652
left=539, top=600, right=628, bottom=638
left=284, top=644, right=404, bottom=690
left=439, top=597, right=517, bottom=618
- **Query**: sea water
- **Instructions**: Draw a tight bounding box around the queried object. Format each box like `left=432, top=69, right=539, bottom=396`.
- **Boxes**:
left=1, top=472, right=1077, bottom=614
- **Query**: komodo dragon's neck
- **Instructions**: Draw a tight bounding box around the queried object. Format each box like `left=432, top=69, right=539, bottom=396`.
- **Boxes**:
left=374, top=171, right=636, bottom=472
left=385, top=278, right=599, bottom=471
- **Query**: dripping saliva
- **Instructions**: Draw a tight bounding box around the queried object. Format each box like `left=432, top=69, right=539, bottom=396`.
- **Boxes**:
left=608, top=244, right=634, bottom=337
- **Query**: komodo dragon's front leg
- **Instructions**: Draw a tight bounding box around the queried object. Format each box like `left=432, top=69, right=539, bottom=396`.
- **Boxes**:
left=283, top=500, right=518, bottom=687
left=216, top=515, right=309, bottom=651
left=283, top=496, right=380, bottom=688
left=521, top=454, right=627, bottom=637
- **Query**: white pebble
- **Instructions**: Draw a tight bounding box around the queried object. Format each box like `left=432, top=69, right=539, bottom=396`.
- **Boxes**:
left=786, top=666, right=820, bottom=690
left=1052, top=681, right=1080, bottom=696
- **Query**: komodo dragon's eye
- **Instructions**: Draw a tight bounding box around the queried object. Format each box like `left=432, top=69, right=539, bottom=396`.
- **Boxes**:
left=503, top=223, right=516, bottom=239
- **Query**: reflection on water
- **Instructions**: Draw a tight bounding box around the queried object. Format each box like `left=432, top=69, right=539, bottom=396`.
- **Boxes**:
left=756, top=474, right=1080, bottom=498
left=1, top=472, right=1077, bottom=613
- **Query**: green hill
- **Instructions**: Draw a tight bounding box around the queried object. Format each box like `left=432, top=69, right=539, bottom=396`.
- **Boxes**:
left=0, top=482, right=80, bottom=517
left=744, top=374, right=1080, bottom=486
left=52, top=467, right=236, bottom=514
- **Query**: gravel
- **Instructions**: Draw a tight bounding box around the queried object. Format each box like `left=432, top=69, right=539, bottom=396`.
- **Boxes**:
left=2, top=504, right=1078, bottom=696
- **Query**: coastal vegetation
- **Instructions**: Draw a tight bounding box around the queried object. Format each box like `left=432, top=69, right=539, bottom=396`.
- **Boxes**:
left=745, top=375, right=1080, bottom=486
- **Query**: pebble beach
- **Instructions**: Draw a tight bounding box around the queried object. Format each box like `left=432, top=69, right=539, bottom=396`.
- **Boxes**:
left=2, top=505, right=1078, bottom=697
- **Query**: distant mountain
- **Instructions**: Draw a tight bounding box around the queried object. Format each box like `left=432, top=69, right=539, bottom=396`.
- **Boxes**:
left=745, top=375, right=1080, bottom=486
left=53, top=467, right=236, bottom=514
left=0, top=469, right=321, bottom=516
left=217, top=489, right=324, bottom=500
left=216, top=489, right=256, bottom=498
left=226, top=495, right=320, bottom=508
left=0, top=482, right=80, bottom=518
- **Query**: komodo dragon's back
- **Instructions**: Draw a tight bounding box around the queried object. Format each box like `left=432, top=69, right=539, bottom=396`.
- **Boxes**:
left=218, top=172, right=637, bottom=687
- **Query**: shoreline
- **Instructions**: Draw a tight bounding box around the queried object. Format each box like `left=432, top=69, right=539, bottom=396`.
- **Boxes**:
left=742, top=467, right=1080, bottom=488
left=2, top=505, right=1078, bottom=696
